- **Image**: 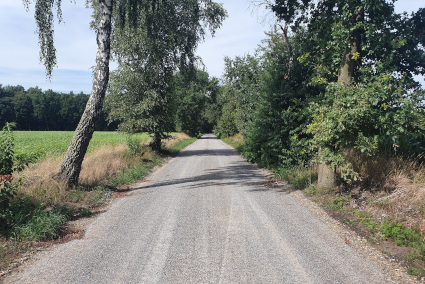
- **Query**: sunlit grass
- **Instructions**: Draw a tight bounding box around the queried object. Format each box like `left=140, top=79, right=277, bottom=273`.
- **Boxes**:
left=14, top=131, right=149, bottom=158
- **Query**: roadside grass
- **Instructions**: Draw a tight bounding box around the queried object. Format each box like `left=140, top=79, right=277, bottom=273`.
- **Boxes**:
left=221, top=134, right=425, bottom=279
left=167, top=137, right=197, bottom=156
left=221, top=133, right=243, bottom=151
left=0, top=132, right=196, bottom=274
left=284, top=160, right=425, bottom=280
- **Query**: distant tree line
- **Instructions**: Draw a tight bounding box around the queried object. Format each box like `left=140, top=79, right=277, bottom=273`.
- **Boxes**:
left=0, top=84, right=116, bottom=131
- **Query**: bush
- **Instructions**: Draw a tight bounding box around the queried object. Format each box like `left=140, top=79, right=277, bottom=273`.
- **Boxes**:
left=126, top=135, right=143, bottom=156
left=308, top=76, right=425, bottom=182
left=0, top=123, right=15, bottom=175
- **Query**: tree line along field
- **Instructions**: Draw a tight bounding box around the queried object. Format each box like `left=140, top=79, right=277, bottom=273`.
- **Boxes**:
left=14, top=131, right=150, bottom=161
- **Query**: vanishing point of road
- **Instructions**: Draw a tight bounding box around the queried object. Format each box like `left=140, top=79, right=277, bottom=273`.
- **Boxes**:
left=10, top=134, right=390, bottom=283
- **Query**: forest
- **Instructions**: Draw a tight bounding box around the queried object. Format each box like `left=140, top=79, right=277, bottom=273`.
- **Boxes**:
left=0, top=85, right=114, bottom=131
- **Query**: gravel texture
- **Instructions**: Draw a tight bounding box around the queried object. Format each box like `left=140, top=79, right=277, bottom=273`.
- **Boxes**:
left=5, top=134, right=419, bottom=283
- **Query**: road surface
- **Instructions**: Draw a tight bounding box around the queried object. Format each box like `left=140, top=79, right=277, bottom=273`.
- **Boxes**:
left=10, top=134, right=388, bottom=283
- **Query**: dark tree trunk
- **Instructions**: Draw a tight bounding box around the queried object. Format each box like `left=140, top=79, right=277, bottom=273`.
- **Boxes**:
left=58, top=0, right=113, bottom=186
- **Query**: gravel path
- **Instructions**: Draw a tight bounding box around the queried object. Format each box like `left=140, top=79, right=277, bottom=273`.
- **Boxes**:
left=6, top=134, right=415, bottom=283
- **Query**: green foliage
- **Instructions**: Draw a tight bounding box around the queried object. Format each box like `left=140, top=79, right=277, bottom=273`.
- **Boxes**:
left=126, top=135, right=143, bottom=156
left=12, top=208, right=67, bottom=241
left=355, top=210, right=377, bottom=232
left=215, top=98, right=238, bottom=138
left=0, top=123, right=15, bottom=175
left=379, top=221, right=421, bottom=247
left=274, top=166, right=317, bottom=189
left=106, top=0, right=227, bottom=150
left=327, top=196, right=350, bottom=211
left=109, top=161, right=151, bottom=187
left=0, top=182, right=18, bottom=232
left=406, top=267, right=425, bottom=280
left=172, top=70, right=221, bottom=136
left=0, top=85, right=115, bottom=131
left=308, top=76, right=425, bottom=182
left=219, top=54, right=263, bottom=135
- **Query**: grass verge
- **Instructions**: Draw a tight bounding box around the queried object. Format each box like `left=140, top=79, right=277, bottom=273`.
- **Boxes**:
left=221, top=133, right=243, bottom=152
left=282, top=165, right=425, bottom=280
left=0, top=133, right=196, bottom=276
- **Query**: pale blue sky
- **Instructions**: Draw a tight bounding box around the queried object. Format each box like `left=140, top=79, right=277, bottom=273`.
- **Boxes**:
left=0, top=0, right=423, bottom=93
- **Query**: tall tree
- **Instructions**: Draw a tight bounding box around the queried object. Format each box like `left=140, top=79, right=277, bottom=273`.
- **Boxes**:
left=269, top=0, right=425, bottom=187
left=24, top=0, right=225, bottom=185
left=106, top=0, right=227, bottom=149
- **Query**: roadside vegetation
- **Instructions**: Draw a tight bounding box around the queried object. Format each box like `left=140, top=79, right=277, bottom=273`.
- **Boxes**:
left=216, top=1, right=425, bottom=279
left=0, top=124, right=194, bottom=274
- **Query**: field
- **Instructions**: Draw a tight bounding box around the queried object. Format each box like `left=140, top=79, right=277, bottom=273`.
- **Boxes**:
left=14, top=131, right=150, bottom=158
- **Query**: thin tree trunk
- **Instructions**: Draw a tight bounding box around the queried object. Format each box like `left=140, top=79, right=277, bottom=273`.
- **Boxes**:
left=58, top=0, right=113, bottom=186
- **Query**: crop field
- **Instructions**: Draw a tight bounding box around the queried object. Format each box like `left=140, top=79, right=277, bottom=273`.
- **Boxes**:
left=14, top=131, right=150, bottom=158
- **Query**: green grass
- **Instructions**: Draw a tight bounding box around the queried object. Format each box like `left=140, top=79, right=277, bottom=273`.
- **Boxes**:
left=221, top=137, right=243, bottom=152
left=168, top=137, right=197, bottom=156
left=14, top=131, right=149, bottom=158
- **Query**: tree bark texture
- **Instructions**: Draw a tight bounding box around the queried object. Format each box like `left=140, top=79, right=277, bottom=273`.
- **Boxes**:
left=337, top=9, right=363, bottom=85
left=58, top=0, right=112, bottom=186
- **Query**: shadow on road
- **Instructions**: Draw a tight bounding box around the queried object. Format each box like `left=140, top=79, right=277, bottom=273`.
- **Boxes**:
left=178, top=148, right=237, bottom=157
left=134, top=159, right=266, bottom=192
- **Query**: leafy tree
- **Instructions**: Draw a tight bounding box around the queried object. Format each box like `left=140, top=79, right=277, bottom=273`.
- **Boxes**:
left=172, top=70, right=221, bottom=136
left=106, top=0, right=227, bottom=150
left=23, top=0, right=225, bottom=184
left=221, top=54, right=263, bottom=135
left=242, top=27, right=321, bottom=167
left=268, top=0, right=425, bottom=185
left=13, top=92, right=34, bottom=130
left=0, top=85, right=16, bottom=127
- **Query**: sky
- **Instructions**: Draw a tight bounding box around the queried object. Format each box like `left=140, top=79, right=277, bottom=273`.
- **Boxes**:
left=0, top=0, right=423, bottom=94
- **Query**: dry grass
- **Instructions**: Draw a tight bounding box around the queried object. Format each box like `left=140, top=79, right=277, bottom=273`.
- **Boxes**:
left=163, top=133, right=191, bottom=149
left=79, top=144, right=130, bottom=186
left=17, top=144, right=137, bottom=205
left=14, top=133, right=192, bottom=206
left=341, top=150, right=425, bottom=232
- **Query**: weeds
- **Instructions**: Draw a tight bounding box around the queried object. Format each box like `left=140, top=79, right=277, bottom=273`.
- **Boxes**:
left=406, top=267, right=425, bottom=280
left=12, top=209, right=67, bottom=241
left=274, top=166, right=317, bottom=189
left=379, top=221, right=421, bottom=247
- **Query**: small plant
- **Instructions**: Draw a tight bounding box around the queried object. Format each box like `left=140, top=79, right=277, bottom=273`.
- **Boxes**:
left=355, top=210, right=377, bottom=232
left=126, top=135, right=143, bottom=156
left=274, top=166, right=317, bottom=189
left=77, top=207, right=92, bottom=217
left=379, top=221, right=421, bottom=247
left=328, top=196, right=350, bottom=211
left=406, top=267, right=425, bottom=280
left=340, top=219, right=356, bottom=226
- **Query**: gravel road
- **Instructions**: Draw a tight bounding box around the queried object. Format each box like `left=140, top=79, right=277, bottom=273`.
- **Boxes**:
left=9, top=134, right=393, bottom=283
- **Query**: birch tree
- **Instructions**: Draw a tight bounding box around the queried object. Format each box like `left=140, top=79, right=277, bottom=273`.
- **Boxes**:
left=23, top=0, right=226, bottom=185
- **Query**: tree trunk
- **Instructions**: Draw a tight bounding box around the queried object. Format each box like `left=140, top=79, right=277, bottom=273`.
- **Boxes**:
left=338, top=9, right=362, bottom=84
left=318, top=7, right=363, bottom=189
left=57, top=0, right=113, bottom=186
